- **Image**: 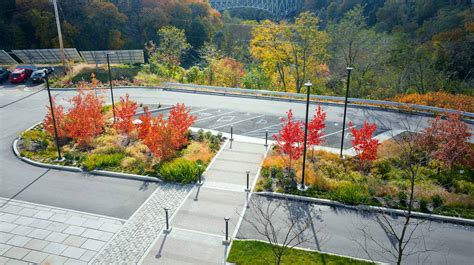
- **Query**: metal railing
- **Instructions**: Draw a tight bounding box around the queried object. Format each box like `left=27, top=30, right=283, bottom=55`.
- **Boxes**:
left=162, top=82, right=474, bottom=119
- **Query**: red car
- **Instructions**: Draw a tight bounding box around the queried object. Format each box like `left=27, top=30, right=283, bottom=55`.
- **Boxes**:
left=9, top=68, right=33, bottom=84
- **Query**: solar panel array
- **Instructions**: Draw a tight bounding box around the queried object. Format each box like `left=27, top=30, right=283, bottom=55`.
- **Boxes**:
left=12, top=48, right=82, bottom=64
left=0, top=50, right=18, bottom=64
left=80, top=50, right=144, bottom=64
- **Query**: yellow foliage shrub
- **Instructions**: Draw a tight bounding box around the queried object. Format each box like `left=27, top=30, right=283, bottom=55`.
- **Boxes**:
left=92, top=134, right=123, bottom=154
left=262, top=153, right=286, bottom=169
left=125, top=142, right=150, bottom=161
left=390, top=92, right=474, bottom=112
left=182, top=142, right=213, bottom=164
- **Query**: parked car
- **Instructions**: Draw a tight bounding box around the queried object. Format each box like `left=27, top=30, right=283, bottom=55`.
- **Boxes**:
left=43, top=67, right=55, bottom=75
left=30, top=69, right=47, bottom=83
left=0, top=67, right=10, bottom=82
left=9, top=68, right=33, bottom=84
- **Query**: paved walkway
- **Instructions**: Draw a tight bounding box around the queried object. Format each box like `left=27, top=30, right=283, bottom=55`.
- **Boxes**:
left=92, top=183, right=192, bottom=264
left=0, top=198, right=124, bottom=264
left=141, top=141, right=267, bottom=264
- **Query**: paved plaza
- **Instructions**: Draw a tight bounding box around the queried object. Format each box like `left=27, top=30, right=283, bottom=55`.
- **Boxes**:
left=0, top=198, right=124, bottom=264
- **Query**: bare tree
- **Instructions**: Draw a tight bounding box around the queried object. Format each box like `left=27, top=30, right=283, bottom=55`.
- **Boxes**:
left=241, top=195, right=324, bottom=264
left=353, top=117, right=434, bottom=264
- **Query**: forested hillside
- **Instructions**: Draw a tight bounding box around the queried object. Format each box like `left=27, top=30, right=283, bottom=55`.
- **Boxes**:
left=0, top=0, right=472, bottom=100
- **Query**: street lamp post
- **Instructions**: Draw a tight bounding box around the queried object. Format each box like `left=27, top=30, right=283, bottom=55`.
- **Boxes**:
left=340, top=67, right=353, bottom=158
left=299, top=81, right=312, bottom=191
left=106, top=52, right=116, bottom=123
left=45, top=74, right=62, bottom=161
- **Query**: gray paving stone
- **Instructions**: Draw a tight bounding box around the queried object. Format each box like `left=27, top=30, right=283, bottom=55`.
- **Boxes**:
left=63, top=235, right=87, bottom=248
left=29, top=219, right=53, bottom=229
left=98, top=231, right=113, bottom=242
left=82, top=219, right=104, bottom=230
left=49, top=213, right=69, bottom=223
left=24, top=239, right=49, bottom=251
left=7, top=235, right=31, bottom=247
left=0, top=222, right=17, bottom=232
left=41, top=254, right=69, bottom=264
left=98, top=223, right=121, bottom=233
left=82, top=239, right=105, bottom=251
left=63, top=226, right=86, bottom=236
left=78, top=250, right=96, bottom=262
left=64, top=258, right=87, bottom=265
left=64, top=216, right=86, bottom=226
left=3, top=246, right=30, bottom=259
left=0, top=231, right=14, bottom=243
left=29, top=228, right=52, bottom=239
left=42, top=242, right=68, bottom=255
left=33, top=211, right=54, bottom=220
left=0, top=257, right=9, bottom=263
left=6, top=259, right=29, bottom=264
left=2, top=205, right=22, bottom=214
left=81, top=229, right=104, bottom=240
left=46, top=222, right=69, bottom=233
left=15, top=216, right=35, bottom=226
left=10, top=225, right=34, bottom=236
left=0, top=213, right=19, bottom=222
left=45, top=232, right=68, bottom=243
left=22, top=250, right=49, bottom=264
left=0, top=243, right=12, bottom=255
left=61, top=246, right=86, bottom=259
left=18, top=208, right=40, bottom=217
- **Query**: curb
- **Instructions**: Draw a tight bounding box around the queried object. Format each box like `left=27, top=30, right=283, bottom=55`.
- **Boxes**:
left=256, top=192, right=474, bottom=226
left=12, top=138, right=162, bottom=183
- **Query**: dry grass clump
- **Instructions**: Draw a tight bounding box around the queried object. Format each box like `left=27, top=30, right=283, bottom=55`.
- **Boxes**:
left=92, top=133, right=123, bottom=154
left=182, top=141, right=213, bottom=164
left=262, top=153, right=286, bottom=169
left=125, top=142, right=150, bottom=161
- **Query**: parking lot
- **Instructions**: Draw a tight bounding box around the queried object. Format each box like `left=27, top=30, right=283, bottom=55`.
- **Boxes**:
left=151, top=106, right=389, bottom=150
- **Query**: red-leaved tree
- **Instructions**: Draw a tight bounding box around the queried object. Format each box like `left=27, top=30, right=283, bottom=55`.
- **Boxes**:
left=306, top=105, right=326, bottom=160
left=419, top=112, right=473, bottom=168
left=167, top=103, right=197, bottom=148
left=114, top=94, right=138, bottom=136
left=273, top=109, right=304, bottom=171
left=349, top=121, right=379, bottom=167
left=138, top=104, right=196, bottom=161
left=64, top=89, right=105, bottom=146
left=43, top=97, right=68, bottom=141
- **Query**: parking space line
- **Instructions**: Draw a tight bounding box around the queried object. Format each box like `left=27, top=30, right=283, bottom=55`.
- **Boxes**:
left=242, top=123, right=281, bottom=136
left=196, top=111, right=235, bottom=122
left=210, top=115, right=264, bottom=130
left=321, top=125, right=355, bottom=138
left=189, top=108, right=209, bottom=114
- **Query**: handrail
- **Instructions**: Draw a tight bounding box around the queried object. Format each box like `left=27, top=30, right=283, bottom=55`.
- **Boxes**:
left=162, top=82, right=474, bottom=118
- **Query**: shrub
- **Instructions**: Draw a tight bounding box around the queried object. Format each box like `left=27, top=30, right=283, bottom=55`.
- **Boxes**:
left=333, top=183, right=369, bottom=205
left=182, top=142, right=214, bottom=164
left=263, top=178, right=273, bottom=191
left=21, top=129, right=50, bottom=151
left=398, top=191, right=408, bottom=207
left=158, top=158, right=199, bottom=184
left=432, top=194, right=443, bottom=208
left=83, top=153, right=125, bottom=171
left=390, top=92, right=474, bottom=113
left=419, top=198, right=429, bottom=212
left=121, top=157, right=145, bottom=174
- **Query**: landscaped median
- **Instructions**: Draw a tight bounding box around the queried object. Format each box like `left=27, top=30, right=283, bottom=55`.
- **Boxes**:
left=14, top=81, right=223, bottom=184
left=227, top=240, right=372, bottom=265
left=255, top=107, right=474, bottom=220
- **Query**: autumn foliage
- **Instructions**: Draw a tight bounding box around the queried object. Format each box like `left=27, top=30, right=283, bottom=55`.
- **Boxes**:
left=138, top=104, right=196, bottom=161
left=419, top=112, right=473, bottom=168
left=307, top=106, right=327, bottom=148
left=43, top=97, right=67, bottom=140
left=349, top=121, right=379, bottom=163
left=390, top=92, right=474, bottom=113
left=114, top=94, right=138, bottom=136
left=273, top=110, right=304, bottom=170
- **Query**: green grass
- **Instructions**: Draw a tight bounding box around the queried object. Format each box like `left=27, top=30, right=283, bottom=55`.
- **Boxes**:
left=227, top=240, right=371, bottom=265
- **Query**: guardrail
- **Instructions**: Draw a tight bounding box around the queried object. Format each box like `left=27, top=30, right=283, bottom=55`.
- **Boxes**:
left=162, top=82, right=474, bottom=119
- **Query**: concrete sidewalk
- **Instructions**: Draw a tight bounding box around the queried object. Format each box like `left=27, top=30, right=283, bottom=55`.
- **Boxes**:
left=141, top=141, right=267, bottom=264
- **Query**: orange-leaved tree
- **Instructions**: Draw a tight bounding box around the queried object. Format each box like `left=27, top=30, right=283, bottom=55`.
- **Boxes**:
left=419, top=112, right=473, bottom=168
left=306, top=105, right=326, bottom=160
left=65, top=89, right=105, bottom=146
left=114, top=94, right=138, bottom=136
left=273, top=109, right=304, bottom=172
left=349, top=121, right=379, bottom=167
left=43, top=97, right=68, bottom=141
left=138, top=104, right=196, bottom=161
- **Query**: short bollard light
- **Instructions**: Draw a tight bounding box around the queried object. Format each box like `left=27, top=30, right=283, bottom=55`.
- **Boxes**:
left=229, top=126, right=234, bottom=149
left=197, top=164, right=203, bottom=185
left=264, top=130, right=269, bottom=147
left=164, top=208, right=172, bottom=233
left=223, top=216, right=231, bottom=244
left=245, top=170, right=251, bottom=208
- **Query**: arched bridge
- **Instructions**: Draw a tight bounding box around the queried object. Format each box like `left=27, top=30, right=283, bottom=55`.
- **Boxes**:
left=208, top=0, right=303, bottom=18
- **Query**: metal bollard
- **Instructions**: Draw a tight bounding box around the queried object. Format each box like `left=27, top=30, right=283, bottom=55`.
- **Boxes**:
left=264, top=130, right=269, bottom=147
left=245, top=170, right=251, bottom=208
left=164, top=208, right=172, bottom=233
left=197, top=164, right=203, bottom=185
left=229, top=126, right=234, bottom=149
left=223, top=216, right=230, bottom=244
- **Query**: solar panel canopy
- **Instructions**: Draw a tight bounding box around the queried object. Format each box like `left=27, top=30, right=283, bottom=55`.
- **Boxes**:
left=12, top=48, right=81, bottom=63
left=80, top=50, right=144, bottom=64
left=0, top=50, right=18, bottom=64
